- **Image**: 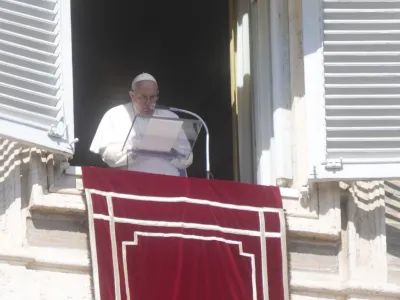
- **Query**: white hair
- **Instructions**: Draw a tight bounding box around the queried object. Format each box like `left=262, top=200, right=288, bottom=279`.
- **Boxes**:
left=131, top=73, right=157, bottom=91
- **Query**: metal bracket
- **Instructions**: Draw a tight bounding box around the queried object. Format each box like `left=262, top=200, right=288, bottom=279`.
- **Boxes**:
left=299, top=183, right=314, bottom=204
left=325, top=158, right=343, bottom=171
left=48, top=121, right=67, bottom=139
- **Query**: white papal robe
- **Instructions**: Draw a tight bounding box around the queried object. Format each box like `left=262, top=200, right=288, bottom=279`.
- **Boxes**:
left=90, top=102, right=192, bottom=176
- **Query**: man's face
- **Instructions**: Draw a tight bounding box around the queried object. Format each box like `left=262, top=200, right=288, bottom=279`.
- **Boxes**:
left=129, top=80, right=159, bottom=115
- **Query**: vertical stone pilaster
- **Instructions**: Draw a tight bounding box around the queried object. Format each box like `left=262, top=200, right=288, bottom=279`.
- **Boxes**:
left=342, top=181, right=388, bottom=283
left=0, top=139, right=23, bottom=248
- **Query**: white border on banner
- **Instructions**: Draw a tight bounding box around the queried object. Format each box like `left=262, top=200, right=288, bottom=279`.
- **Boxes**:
left=85, top=188, right=289, bottom=300
left=122, top=232, right=257, bottom=300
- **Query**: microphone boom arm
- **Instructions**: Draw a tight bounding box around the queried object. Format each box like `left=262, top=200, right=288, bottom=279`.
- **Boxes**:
left=168, top=107, right=211, bottom=179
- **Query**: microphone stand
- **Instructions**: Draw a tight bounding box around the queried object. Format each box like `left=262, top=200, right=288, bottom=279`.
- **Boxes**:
left=159, top=106, right=211, bottom=179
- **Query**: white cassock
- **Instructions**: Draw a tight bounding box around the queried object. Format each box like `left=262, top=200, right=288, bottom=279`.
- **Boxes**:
left=90, top=102, right=193, bottom=176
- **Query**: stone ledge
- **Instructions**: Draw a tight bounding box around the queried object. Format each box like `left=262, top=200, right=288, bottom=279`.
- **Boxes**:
left=30, top=192, right=86, bottom=215
left=287, top=218, right=340, bottom=240
left=0, top=248, right=34, bottom=266
left=28, top=247, right=89, bottom=273
left=44, top=169, right=342, bottom=240
left=36, top=190, right=340, bottom=240
left=291, top=270, right=400, bottom=298
left=38, top=183, right=342, bottom=240
left=0, top=247, right=89, bottom=273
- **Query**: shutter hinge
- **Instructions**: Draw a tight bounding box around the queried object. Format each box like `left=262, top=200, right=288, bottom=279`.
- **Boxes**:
left=325, top=158, right=343, bottom=171
left=48, top=122, right=79, bottom=151
left=48, top=122, right=67, bottom=139
left=299, top=183, right=316, bottom=206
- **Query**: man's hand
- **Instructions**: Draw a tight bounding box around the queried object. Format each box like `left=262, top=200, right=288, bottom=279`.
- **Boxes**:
left=170, top=152, right=193, bottom=169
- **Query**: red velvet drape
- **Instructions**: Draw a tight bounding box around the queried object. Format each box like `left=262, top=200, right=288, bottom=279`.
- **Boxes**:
left=82, top=167, right=287, bottom=300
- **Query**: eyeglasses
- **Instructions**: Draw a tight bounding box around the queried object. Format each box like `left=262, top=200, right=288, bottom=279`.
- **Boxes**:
left=133, top=91, right=159, bottom=104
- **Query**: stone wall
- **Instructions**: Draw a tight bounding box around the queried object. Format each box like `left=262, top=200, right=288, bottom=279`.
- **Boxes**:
left=0, top=140, right=91, bottom=300
left=1, top=139, right=400, bottom=299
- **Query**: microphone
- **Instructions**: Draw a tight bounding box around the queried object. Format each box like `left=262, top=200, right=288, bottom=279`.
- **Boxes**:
left=156, top=105, right=211, bottom=179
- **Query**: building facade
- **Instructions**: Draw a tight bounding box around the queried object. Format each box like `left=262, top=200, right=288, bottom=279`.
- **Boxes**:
left=0, top=0, right=399, bottom=299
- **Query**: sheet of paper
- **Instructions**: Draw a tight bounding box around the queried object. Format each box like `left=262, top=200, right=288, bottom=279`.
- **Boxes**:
left=136, top=118, right=183, bottom=152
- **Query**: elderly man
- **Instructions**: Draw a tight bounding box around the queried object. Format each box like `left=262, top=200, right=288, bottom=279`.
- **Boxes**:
left=90, top=73, right=193, bottom=176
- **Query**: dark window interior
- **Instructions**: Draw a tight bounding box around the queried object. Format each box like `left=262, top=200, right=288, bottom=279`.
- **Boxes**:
left=70, top=0, right=234, bottom=180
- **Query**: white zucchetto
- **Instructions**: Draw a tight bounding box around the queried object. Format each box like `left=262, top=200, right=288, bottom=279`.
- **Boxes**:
left=131, top=73, right=157, bottom=90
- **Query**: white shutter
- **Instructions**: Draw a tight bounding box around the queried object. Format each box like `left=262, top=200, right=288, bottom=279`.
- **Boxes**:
left=0, top=0, right=74, bottom=156
left=302, top=0, right=400, bottom=180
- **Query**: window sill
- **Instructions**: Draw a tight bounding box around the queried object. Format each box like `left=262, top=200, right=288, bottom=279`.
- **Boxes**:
left=42, top=167, right=341, bottom=240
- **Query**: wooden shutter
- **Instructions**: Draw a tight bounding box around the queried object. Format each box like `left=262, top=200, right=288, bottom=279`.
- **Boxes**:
left=0, top=0, right=74, bottom=155
left=303, top=0, right=400, bottom=180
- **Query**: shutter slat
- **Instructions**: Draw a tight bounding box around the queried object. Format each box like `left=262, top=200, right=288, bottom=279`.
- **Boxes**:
left=324, top=10, right=400, bottom=20
left=0, top=19, right=58, bottom=41
left=326, top=73, right=400, bottom=76
left=0, top=3, right=58, bottom=24
left=327, top=94, right=400, bottom=98
left=0, top=9, right=56, bottom=31
left=0, top=92, right=59, bottom=116
left=325, top=22, right=400, bottom=31
left=328, top=148, right=400, bottom=153
left=326, top=89, right=400, bottom=96
left=0, top=61, right=59, bottom=85
left=327, top=105, right=400, bottom=109
left=0, top=50, right=58, bottom=72
left=325, top=62, right=400, bottom=66
left=326, top=44, right=400, bottom=52
left=0, top=0, right=62, bottom=133
left=326, top=9, right=400, bottom=13
left=0, top=71, right=59, bottom=95
left=10, top=0, right=57, bottom=11
left=0, top=82, right=58, bottom=106
left=325, top=52, right=400, bottom=55
left=327, top=84, right=400, bottom=87
left=0, top=103, right=57, bottom=128
left=325, top=41, right=400, bottom=45
left=325, top=20, right=400, bottom=24
left=0, top=40, right=58, bottom=63
left=0, top=0, right=58, bottom=21
left=327, top=127, right=400, bottom=131
left=327, top=116, right=400, bottom=120
left=327, top=118, right=400, bottom=127
left=0, top=29, right=57, bottom=53
left=328, top=137, right=400, bottom=142
left=326, top=76, right=400, bottom=84
left=326, top=30, right=400, bottom=34
left=324, top=1, right=400, bottom=9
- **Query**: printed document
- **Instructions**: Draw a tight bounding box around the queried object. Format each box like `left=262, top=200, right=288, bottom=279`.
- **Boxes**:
left=136, top=118, right=183, bottom=152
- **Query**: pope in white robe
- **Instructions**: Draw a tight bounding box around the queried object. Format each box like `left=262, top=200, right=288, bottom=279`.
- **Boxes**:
left=90, top=73, right=193, bottom=176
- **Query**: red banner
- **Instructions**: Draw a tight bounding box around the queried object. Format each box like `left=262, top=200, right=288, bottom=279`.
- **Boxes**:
left=82, top=167, right=288, bottom=300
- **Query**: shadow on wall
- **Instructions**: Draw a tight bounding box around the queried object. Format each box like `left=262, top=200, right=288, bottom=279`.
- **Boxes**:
left=0, top=139, right=21, bottom=184
left=0, top=139, right=40, bottom=235
left=339, top=181, right=400, bottom=262
left=384, top=181, right=400, bottom=259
